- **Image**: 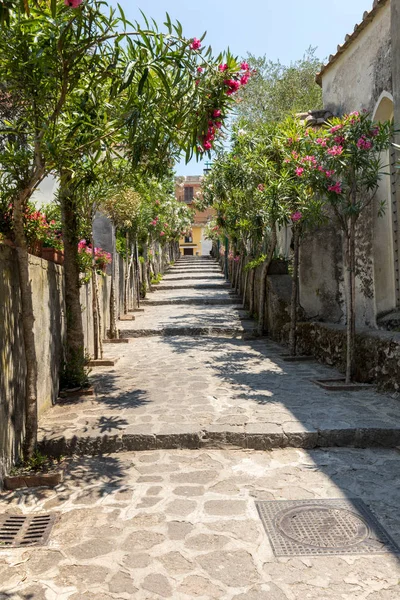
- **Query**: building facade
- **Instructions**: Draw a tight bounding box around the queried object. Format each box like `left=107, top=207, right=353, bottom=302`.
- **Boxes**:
left=175, top=175, right=215, bottom=256
left=299, top=0, right=400, bottom=330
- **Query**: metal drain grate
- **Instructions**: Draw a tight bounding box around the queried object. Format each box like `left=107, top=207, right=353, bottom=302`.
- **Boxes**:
left=256, top=499, right=400, bottom=557
left=0, top=514, right=57, bottom=548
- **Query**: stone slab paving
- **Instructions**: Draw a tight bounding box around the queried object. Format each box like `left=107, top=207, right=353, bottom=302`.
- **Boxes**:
left=1, top=448, right=400, bottom=599
left=38, top=335, right=400, bottom=455
left=119, top=305, right=252, bottom=337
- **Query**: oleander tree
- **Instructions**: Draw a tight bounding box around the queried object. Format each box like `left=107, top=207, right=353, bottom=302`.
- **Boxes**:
left=289, top=111, right=392, bottom=381
left=0, top=0, right=246, bottom=457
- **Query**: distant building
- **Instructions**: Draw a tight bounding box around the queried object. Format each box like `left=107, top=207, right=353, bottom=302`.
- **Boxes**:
left=175, top=175, right=215, bottom=256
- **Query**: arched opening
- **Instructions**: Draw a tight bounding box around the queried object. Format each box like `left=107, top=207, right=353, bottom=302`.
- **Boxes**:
left=371, top=92, right=398, bottom=321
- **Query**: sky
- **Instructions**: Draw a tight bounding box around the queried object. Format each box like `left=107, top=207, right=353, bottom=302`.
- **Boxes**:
left=109, top=0, right=374, bottom=176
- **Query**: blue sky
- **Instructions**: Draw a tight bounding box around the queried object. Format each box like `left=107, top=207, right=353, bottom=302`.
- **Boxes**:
left=110, top=0, right=374, bottom=175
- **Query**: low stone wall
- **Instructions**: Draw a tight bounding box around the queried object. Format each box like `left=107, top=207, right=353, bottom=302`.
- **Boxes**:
left=289, top=322, right=400, bottom=392
left=223, top=254, right=400, bottom=392
left=0, top=247, right=113, bottom=481
left=0, top=247, right=65, bottom=481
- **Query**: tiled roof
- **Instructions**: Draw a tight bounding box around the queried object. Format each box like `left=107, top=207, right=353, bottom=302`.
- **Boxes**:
left=316, top=0, right=389, bottom=85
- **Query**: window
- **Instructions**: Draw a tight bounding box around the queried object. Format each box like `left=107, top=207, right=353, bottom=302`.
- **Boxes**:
left=184, top=186, right=194, bottom=203
left=184, top=234, right=193, bottom=243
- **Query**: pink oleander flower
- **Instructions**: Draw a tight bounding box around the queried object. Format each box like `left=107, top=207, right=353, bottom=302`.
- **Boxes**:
left=257, top=184, right=265, bottom=192
left=240, top=62, right=249, bottom=71
left=302, top=155, right=317, bottom=164
left=78, top=239, right=87, bottom=250
left=65, top=0, right=83, bottom=6
left=160, top=231, right=165, bottom=236
left=295, top=167, right=304, bottom=177
left=234, top=255, right=240, bottom=263
left=328, top=181, right=342, bottom=194
left=330, top=124, right=343, bottom=133
left=224, top=79, right=240, bottom=93
left=240, top=74, right=250, bottom=86
left=371, top=126, right=380, bottom=137
left=291, top=151, right=299, bottom=159
left=318, top=165, right=324, bottom=172
left=334, top=136, right=345, bottom=144
left=218, top=63, right=228, bottom=72
left=203, top=141, right=212, bottom=150
left=291, top=211, right=302, bottom=222
left=287, top=137, right=293, bottom=145
left=315, top=137, right=327, bottom=147
left=215, top=121, right=222, bottom=129
left=357, top=136, right=372, bottom=150
left=283, top=158, right=290, bottom=163
left=195, top=79, right=200, bottom=86
left=325, top=169, right=335, bottom=178
left=197, top=66, right=204, bottom=73
left=327, top=145, right=343, bottom=156
left=190, top=38, right=202, bottom=50
left=349, top=111, right=359, bottom=117
left=212, top=109, right=221, bottom=118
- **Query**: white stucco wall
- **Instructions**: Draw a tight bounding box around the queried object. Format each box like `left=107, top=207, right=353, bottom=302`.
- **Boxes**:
left=321, top=4, right=392, bottom=115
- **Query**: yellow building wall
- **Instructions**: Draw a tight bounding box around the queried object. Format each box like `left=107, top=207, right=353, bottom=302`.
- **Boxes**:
left=179, top=226, right=203, bottom=255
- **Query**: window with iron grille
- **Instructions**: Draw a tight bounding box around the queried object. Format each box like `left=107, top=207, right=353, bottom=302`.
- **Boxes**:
left=184, top=186, right=194, bottom=203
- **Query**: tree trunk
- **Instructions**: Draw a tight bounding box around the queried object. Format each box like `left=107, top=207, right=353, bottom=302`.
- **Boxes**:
left=123, top=231, right=129, bottom=315
left=134, top=238, right=140, bottom=308
left=242, top=263, right=249, bottom=309
left=289, top=226, right=301, bottom=356
left=13, top=192, right=38, bottom=460
left=90, top=233, right=103, bottom=359
left=249, top=268, right=255, bottom=315
left=257, top=224, right=277, bottom=336
left=345, top=217, right=357, bottom=383
left=109, top=256, right=118, bottom=339
left=60, top=178, right=86, bottom=388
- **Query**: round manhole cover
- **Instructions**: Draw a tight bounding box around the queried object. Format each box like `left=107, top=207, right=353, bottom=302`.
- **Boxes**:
left=275, top=506, right=370, bottom=549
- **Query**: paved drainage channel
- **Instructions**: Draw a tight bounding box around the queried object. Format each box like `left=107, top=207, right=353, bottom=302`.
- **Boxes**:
left=0, top=513, right=57, bottom=548
left=256, top=499, right=400, bottom=557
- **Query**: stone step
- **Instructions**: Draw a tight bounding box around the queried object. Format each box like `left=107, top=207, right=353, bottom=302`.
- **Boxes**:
left=140, top=298, right=242, bottom=306
left=120, top=326, right=248, bottom=338
left=38, top=424, right=400, bottom=457
left=154, top=283, right=231, bottom=290
left=164, top=276, right=225, bottom=281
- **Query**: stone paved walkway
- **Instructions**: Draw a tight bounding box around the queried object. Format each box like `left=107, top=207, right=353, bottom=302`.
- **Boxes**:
left=2, top=257, right=400, bottom=599
left=38, top=257, right=400, bottom=455
left=1, top=448, right=400, bottom=599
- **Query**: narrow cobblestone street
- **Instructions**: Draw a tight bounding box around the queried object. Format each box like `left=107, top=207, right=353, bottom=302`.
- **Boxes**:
left=1, top=258, right=400, bottom=599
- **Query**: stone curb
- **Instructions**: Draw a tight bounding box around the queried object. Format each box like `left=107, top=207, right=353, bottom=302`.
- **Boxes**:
left=38, top=427, right=400, bottom=457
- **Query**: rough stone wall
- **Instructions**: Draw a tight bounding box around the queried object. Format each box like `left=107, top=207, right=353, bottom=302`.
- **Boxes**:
left=0, top=247, right=65, bottom=481
left=0, top=247, right=113, bottom=480
left=228, top=255, right=400, bottom=392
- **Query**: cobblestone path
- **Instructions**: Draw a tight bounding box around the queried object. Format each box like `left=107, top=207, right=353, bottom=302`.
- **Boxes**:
left=2, top=257, right=400, bottom=599
left=38, top=257, right=400, bottom=455
left=1, top=449, right=400, bottom=598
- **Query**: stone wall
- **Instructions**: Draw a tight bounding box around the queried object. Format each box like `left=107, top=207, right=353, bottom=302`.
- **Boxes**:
left=224, top=254, right=400, bottom=392
left=0, top=247, right=113, bottom=481
left=0, top=247, right=65, bottom=481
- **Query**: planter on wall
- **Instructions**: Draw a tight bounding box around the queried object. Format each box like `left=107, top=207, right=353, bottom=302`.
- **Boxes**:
left=41, top=247, right=64, bottom=266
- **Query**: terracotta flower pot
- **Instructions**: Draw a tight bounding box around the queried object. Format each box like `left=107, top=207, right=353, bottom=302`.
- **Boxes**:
left=42, top=247, right=64, bottom=266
